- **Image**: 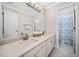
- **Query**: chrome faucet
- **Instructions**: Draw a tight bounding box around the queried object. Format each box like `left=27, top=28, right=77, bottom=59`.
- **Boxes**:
left=21, top=32, right=28, bottom=40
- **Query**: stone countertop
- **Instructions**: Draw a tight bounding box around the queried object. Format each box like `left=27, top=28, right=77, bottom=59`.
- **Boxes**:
left=0, top=33, right=54, bottom=57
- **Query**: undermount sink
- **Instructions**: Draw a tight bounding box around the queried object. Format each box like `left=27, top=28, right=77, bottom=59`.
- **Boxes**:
left=31, top=32, right=45, bottom=37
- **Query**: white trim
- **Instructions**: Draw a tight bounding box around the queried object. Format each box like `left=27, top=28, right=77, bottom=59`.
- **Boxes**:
left=75, top=3, right=79, bottom=56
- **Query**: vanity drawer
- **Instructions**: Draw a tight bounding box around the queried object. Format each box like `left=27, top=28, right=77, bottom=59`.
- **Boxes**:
left=23, top=50, right=34, bottom=57
left=41, top=40, right=47, bottom=50
left=24, top=44, right=41, bottom=57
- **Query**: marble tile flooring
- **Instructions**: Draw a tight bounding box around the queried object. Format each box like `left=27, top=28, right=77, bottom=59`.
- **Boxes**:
left=49, top=45, right=77, bottom=57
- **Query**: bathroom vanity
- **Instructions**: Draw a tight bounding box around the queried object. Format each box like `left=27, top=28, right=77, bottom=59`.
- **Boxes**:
left=0, top=33, right=55, bottom=57
left=0, top=3, right=52, bottom=57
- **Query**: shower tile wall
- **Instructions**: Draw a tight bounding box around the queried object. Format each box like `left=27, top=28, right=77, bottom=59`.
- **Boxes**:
left=59, top=15, right=73, bottom=45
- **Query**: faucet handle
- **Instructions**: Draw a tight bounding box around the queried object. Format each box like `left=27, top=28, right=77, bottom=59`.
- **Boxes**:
left=20, top=32, right=25, bottom=39
left=21, top=32, right=24, bottom=36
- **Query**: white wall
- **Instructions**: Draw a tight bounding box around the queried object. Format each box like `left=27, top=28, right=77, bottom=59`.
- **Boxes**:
left=45, top=2, right=76, bottom=47
left=45, top=5, right=57, bottom=47
left=45, top=2, right=79, bottom=56
left=18, top=12, right=33, bottom=34
left=45, top=7, right=57, bottom=33
left=45, top=2, right=73, bottom=33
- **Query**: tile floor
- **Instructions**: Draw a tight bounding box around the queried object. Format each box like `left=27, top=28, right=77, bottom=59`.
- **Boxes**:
left=49, top=45, right=77, bottom=57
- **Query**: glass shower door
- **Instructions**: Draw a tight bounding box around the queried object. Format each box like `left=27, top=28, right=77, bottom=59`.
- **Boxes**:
left=58, top=6, right=75, bottom=48
left=59, top=16, right=73, bottom=45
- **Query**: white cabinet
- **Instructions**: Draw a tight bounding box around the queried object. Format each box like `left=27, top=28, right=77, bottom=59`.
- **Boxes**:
left=24, top=45, right=41, bottom=57
left=46, top=36, right=54, bottom=56
left=35, top=49, right=46, bottom=57
left=35, top=41, right=47, bottom=57
left=50, top=36, right=54, bottom=50
left=46, top=38, right=52, bottom=56
left=23, top=50, right=34, bottom=57
left=23, top=35, right=54, bottom=57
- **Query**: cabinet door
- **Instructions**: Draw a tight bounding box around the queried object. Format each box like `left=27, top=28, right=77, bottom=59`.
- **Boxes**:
left=35, top=48, right=45, bottom=57
left=50, top=36, right=54, bottom=50
left=35, top=41, right=47, bottom=57
left=46, top=38, right=52, bottom=56
left=46, top=36, right=54, bottom=56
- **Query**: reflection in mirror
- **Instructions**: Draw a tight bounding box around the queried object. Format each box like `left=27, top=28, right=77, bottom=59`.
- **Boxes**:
left=0, top=2, right=46, bottom=44
left=0, top=3, right=3, bottom=39
left=4, top=7, right=18, bottom=38
left=33, top=12, right=46, bottom=32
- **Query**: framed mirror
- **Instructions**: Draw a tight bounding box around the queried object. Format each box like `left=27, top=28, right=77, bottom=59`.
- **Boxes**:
left=0, top=2, right=46, bottom=44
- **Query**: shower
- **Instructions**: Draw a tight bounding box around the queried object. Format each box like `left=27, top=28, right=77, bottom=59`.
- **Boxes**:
left=58, top=5, right=76, bottom=53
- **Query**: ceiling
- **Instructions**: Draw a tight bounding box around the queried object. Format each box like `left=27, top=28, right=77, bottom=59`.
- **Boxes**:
left=38, top=2, right=59, bottom=9
left=33, top=2, right=58, bottom=9
left=5, top=2, right=59, bottom=16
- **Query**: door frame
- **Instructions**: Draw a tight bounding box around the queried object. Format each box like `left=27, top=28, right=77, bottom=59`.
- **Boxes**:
left=56, top=3, right=76, bottom=53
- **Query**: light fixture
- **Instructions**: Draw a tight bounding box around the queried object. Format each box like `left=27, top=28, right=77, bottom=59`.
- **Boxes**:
left=26, top=2, right=44, bottom=13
